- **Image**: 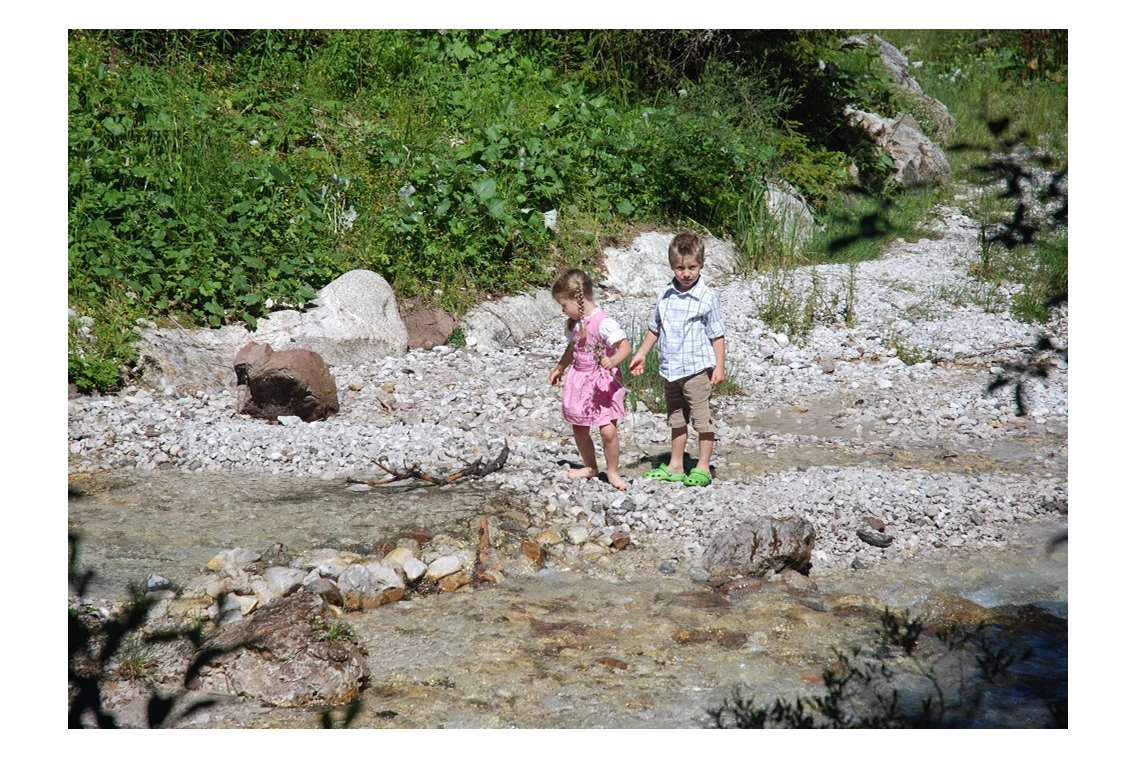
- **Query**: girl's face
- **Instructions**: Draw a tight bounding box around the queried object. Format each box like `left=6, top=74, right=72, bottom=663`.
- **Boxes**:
left=557, top=297, right=583, bottom=321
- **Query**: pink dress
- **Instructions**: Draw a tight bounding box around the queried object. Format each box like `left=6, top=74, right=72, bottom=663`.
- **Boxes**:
left=561, top=308, right=627, bottom=427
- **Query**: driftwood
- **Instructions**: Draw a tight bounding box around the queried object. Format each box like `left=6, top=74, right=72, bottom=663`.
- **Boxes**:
left=346, top=442, right=510, bottom=486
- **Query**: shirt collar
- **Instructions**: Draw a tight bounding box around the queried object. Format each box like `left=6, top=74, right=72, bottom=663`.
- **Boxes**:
left=666, top=275, right=706, bottom=298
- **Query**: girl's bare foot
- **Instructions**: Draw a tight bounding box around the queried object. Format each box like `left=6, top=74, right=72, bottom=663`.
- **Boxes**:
left=568, top=466, right=597, bottom=481
left=606, top=472, right=627, bottom=490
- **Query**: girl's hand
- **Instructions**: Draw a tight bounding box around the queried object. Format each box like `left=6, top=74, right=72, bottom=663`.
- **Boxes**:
left=548, top=365, right=565, bottom=386
left=629, top=355, right=645, bottom=376
left=711, top=365, right=726, bottom=385
left=600, top=355, right=615, bottom=371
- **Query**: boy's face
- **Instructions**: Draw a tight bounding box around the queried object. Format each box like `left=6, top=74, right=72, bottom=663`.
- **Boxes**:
left=671, top=255, right=703, bottom=291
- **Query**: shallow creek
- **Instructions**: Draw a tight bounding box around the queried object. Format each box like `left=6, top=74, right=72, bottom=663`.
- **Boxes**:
left=68, top=469, right=1067, bottom=729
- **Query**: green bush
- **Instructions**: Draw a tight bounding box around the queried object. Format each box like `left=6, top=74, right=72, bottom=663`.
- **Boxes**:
left=69, top=29, right=1002, bottom=393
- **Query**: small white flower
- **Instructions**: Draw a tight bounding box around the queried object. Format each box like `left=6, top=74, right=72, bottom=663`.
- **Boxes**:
left=249, top=139, right=259, bottom=146
left=677, top=88, right=687, bottom=97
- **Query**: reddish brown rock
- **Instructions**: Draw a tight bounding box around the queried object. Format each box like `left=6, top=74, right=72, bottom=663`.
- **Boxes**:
left=598, top=657, right=629, bottom=671
left=404, top=307, right=458, bottom=350
left=237, top=345, right=339, bottom=422
left=862, top=516, right=886, bottom=532
left=404, top=527, right=433, bottom=545
left=610, top=532, right=632, bottom=550
left=371, top=540, right=396, bottom=559
left=520, top=540, right=545, bottom=567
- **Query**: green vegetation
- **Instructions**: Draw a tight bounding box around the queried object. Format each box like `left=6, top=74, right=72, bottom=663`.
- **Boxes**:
left=869, top=30, right=1068, bottom=322
left=318, top=619, right=355, bottom=642
left=756, top=267, right=857, bottom=344
left=68, top=29, right=1066, bottom=393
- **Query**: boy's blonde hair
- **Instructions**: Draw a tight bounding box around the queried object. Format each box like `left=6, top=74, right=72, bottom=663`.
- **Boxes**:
left=551, top=268, right=593, bottom=344
left=668, top=231, right=705, bottom=265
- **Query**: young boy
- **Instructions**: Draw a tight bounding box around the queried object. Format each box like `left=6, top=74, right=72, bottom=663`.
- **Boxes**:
left=628, top=232, right=726, bottom=486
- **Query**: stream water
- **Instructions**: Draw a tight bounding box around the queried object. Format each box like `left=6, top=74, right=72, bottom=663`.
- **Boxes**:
left=67, top=468, right=1067, bottom=729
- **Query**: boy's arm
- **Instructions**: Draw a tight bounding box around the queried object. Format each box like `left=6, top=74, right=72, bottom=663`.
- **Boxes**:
left=710, top=335, right=726, bottom=385
left=628, top=330, right=658, bottom=376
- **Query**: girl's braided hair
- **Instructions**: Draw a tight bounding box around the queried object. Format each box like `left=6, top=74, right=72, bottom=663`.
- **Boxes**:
left=551, top=268, right=593, bottom=345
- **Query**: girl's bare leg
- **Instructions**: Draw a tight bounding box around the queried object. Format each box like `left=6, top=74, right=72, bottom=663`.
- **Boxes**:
left=599, top=421, right=626, bottom=490
left=569, top=424, right=599, bottom=480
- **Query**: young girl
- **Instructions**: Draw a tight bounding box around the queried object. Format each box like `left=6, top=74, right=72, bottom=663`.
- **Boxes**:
left=547, top=269, right=632, bottom=490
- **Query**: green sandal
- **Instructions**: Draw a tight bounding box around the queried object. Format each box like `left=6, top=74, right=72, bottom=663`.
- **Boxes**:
left=643, top=464, right=687, bottom=482
left=682, top=468, right=712, bottom=487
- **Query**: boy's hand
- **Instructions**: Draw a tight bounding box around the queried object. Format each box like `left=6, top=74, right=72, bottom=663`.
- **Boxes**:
left=628, top=354, right=645, bottom=376
left=548, top=365, right=565, bottom=386
left=710, top=365, right=726, bottom=385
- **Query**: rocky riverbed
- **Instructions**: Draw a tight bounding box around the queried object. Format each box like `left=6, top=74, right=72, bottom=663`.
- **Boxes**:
left=67, top=197, right=1068, bottom=728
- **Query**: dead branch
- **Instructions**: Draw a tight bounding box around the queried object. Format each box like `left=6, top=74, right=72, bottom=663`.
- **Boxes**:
left=346, top=442, right=510, bottom=487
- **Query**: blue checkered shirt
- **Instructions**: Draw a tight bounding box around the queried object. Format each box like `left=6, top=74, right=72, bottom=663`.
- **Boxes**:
left=648, top=276, right=725, bottom=381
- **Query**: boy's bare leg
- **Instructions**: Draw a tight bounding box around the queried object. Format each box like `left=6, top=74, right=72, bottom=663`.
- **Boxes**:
left=569, top=424, right=599, bottom=479
left=695, top=432, right=715, bottom=473
left=599, top=422, right=626, bottom=490
left=668, top=427, right=688, bottom=473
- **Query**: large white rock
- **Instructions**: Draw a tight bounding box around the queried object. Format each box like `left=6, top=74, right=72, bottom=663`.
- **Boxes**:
left=845, top=108, right=951, bottom=187
left=461, top=290, right=562, bottom=351
left=601, top=232, right=739, bottom=296
left=136, top=269, right=409, bottom=394
left=254, top=269, right=408, bottom=366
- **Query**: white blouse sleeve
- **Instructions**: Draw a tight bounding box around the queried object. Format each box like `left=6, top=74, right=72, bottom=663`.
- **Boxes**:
left=598, top=317, right=628, bottom=346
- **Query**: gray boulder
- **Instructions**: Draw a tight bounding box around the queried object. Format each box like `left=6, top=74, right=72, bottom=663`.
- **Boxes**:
left=845, top=33, right=956, bottom=139
left=461, top=290, right=563, bottom=351
left=762, top=180, right=817, bottom=254
left=135, top=269, right=407, bottom=396
left=602, top=231, right=739, bottom=296
left=702, top=516, right=816, bottom=579
left=845, top=108, right=952, bottom=187
left=194, top=594, right=368, bottom=707
left=254, top=269, right=408, bottom=366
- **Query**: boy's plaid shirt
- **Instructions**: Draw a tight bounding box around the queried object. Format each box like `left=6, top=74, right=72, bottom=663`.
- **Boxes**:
left=647, top=276, right=725, bottom=381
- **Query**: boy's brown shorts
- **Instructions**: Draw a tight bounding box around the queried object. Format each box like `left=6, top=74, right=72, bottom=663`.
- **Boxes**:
left=664, top=369, right=716, bottom=434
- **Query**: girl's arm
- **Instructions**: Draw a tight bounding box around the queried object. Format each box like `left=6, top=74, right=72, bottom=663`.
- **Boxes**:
left=548, top=341, right=574, bottom=386
left=600, top=338, right=632, bottom=371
